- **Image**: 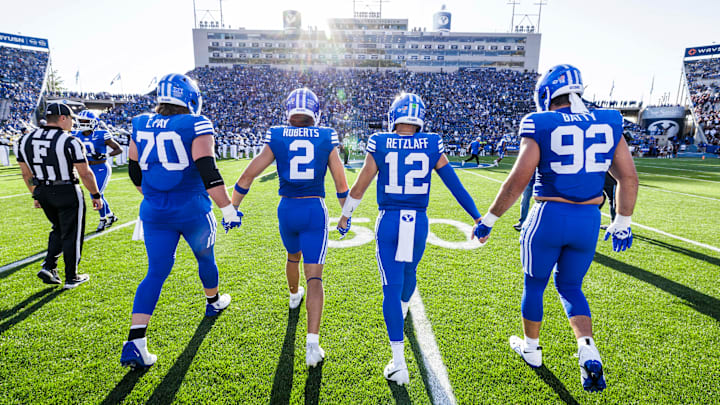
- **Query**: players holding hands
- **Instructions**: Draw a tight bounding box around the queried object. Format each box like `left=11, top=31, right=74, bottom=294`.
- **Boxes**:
left=474, top=64, right=638, bottom=392
left=230, top=88, right=349, bottom=368
left=120, top=74, right=242, bottom=369
left=338, top=93, right=482, bottom=385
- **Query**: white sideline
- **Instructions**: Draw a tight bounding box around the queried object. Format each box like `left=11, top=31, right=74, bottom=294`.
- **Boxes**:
left=634, top=163, right=720, bottom=174
left=0, top=193, right=29, bottom=199
left=638, top=185, right=720, bottom=202
left=409, top=291, right=458, bottom=405
left=600, top=213, right=720, bottom=253
left=0, top=170, right=278, bottom=275
left=0, top=220, right=137, bottom=275
left=460, top=169, right=720, bottom=254
left=636, top=171, right=720, bottom=184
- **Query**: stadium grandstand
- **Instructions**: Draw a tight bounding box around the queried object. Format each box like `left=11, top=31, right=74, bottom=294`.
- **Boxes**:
left=684, top=50, right=720, bottom=153
left=0, top=33, right=49, bottom=139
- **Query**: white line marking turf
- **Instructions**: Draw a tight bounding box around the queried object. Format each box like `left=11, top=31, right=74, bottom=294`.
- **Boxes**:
left=634, top=163, right=720, bottom=174
left=461, top=169, right=720, bottom=253
left=0, top=170, right=278, bottom=275
left=409, top=291, right=458, bottom=405
left=636, top=171, right=720, bottom=184
left=0, top=220, right=137, bottom=274
left=638, top=185, right=720, bottom=202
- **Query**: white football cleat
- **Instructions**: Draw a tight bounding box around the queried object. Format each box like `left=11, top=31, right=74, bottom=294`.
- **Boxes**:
left=306, top=343, right=325, bottom=367
left=509, top=335, right=542, bottom=368
left=289, top=287, right=305, bottom=309
left=577, top=343, right=606, bottom=392
left=206, top=293, right=231, bottom=316
left=120, top=337, right=157, bottom=369
left=383, top=360, right=410, bottom=386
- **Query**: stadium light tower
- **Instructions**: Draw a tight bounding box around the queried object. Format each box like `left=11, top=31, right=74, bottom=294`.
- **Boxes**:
left=193, top=0, right=225, bottom=28
left=508, top=0, right=547, bottom=33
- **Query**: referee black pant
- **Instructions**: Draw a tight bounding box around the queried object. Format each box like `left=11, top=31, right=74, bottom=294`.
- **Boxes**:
left=464, top=153, right=480, bottom=165
left=34, top=184, right=86, bottom=281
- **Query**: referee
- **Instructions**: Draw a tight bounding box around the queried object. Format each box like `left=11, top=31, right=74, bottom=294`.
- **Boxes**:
left=16, top=103, right=103, bottom=289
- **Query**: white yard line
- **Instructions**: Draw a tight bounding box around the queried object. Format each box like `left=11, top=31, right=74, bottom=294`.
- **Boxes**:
left=409, top=291, right=457, bottom=405
left=634, top=163, right=720, bottom=174
left=0, top=220, right=137, bottom=275
left=638, top=185, right=720, bottom=202
left=461, top=169, right=720, bottom=253
left=0, top=192, right=29, bottom=199
left=0, top=170, right=277, bottom=275
left=636, top=171, right=720, bottom=184
left=600, top=213, right=720, bottom=254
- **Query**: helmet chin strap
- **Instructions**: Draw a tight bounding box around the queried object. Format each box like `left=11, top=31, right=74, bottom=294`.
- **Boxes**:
left=569, top=92, right=589, bottom=114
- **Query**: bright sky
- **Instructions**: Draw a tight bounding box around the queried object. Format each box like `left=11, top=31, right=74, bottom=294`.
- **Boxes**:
left=2, top=0, right=717, bottom=105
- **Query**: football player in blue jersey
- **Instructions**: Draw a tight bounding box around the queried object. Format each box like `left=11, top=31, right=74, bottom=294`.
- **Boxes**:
left=230, top=88, right=349, bottom=368
left=120, top=74, right=243, bottom=370
left=337, top=93, right=482, bottom=385
left=492, top=136, right=508, bottom=167
left=74, top=110, right=123, bottom=231
left=473, top=65, right=639, bottom=392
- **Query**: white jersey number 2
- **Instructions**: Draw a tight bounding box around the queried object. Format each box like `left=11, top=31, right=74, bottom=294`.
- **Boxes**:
left=289, top=140, right=315, bottom=180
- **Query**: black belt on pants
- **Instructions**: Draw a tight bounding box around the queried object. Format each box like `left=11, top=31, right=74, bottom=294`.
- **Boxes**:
left=33, top=178, right=79, bottom=186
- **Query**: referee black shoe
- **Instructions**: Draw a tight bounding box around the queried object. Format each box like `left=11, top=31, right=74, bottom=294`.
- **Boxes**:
left=63, top=274, right=90, bottom=290
left=37, top=268, right=61, bottom=285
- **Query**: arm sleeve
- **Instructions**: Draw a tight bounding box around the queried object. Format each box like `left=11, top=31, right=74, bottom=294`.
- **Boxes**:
left=102, top=130, right=112, bottom=141
left=67, top=138, right=88, bottom=164
left=264, top=128, right=272, bottom=144
left=436, top=164, right=481, bottom=220
left=193, top=116, right=215, bottom=137
left=437, top=135, right=445, bottom=154
left=518, top=114, right=536, bottom=140
left=330, top=129, right=339, bottom=147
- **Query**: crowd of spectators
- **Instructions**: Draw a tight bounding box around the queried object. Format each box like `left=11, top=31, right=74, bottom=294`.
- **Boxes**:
left=0, top=45, right=48, bottom=139
left=685, top=58, right=720, bottom=151
left=96, top=65, right=538, bottom=154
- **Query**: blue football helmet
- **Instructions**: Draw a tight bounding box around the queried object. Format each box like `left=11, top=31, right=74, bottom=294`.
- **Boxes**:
left=286, top=88, right=321, bottom=125
left=534, top=64, right=584, bottom=112
left=388, top=93, right=425, bottom=132
left=76, top=110, right=98, bottom=132
left=156, top=73, right=203, bottom=115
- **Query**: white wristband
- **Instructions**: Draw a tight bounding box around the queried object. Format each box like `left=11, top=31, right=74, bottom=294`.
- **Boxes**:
left=341, top=195, right=362, bottom=218
left=220, top=204, right=236, bottom=222
left=481, top=212, right=499, bottom=227
left=613, top=214, right=632, bottom=228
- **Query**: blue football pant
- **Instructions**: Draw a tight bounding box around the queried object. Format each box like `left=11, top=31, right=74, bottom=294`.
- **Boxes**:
left=90, top=161, right=112, bottom=218
left=277, top=197, right=329, bottom=264
left=375, top=210, right=429, bottom=342
left=132, top=212, right=219, bottom=315
left=520, top=201, right=600, bottom=322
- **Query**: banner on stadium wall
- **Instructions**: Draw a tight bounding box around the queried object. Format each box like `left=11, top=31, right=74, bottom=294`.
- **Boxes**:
left=641, top=118, right=684, bottom=139
left=684, top=44, right=720, bottom=58
left=0, top=32, right=48, bottom=49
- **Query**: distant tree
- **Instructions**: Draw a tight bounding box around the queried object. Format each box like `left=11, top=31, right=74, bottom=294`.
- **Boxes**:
left=46, top=69, right=66, bottom=93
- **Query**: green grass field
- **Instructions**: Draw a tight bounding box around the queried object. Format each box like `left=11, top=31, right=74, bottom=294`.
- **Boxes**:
left=0, top=156, right=719, bottom=404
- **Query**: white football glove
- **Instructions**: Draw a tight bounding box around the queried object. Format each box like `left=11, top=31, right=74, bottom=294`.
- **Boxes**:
left=603, top=215, right=633, bottom=252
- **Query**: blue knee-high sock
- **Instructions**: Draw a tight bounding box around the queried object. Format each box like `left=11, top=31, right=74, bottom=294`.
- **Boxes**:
left=555, top=282, right=591, bottom=318
left=99, top=195, right=111, bottom=218
left=400, top=266, right=417, bottom=302
left=196, top=247, right=219, bottom=289
left=382, top=284, right=404, bottom=342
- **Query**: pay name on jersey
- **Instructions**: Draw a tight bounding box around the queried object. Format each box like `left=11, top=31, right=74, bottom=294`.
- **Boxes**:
left=386, top=137, right=429, bottom=150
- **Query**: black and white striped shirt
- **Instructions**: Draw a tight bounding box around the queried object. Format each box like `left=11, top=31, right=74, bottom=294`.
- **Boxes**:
left=16, top=126, right=87, bottom=182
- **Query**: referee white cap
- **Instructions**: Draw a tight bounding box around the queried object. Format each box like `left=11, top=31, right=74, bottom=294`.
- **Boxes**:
left=45, top=102, right=77, bottom=118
